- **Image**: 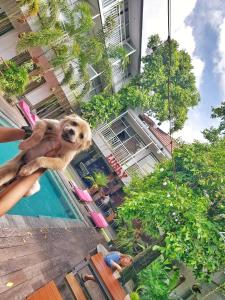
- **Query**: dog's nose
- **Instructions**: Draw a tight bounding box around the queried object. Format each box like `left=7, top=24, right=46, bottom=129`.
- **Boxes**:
left=69, top=129, right=75, bottom=135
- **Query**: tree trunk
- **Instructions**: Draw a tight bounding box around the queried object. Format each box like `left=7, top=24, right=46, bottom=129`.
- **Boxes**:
left=120, top=238, right=165, bottom=284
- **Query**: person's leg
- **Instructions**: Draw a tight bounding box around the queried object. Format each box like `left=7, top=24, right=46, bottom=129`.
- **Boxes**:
left=0, top=152, right=24, bottom=187
left=82, top=274, right=96, bottom=282
left=0, top=127, right=25, bottom=142
left=0, top=170, right=43, bottom=216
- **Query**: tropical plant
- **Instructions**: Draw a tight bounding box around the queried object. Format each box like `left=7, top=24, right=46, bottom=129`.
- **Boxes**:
left=80, top=93, right=124, bottom=128
left=16, top=0, right=120, bottom=100
left=18, top=0, right=40, bottom=18
left=0, top=60, right=30, bottom=96
left=136, top=258, right=180, bottom=300
left=86, top=172, right=108, bottom=189
left=108, top=45, right=130, bottom=70
left=17, top=28, right=64, bottom=53
left=118, top=139, right=225, bottom=282
left=114, top=221, right=149, bottom=255
left=82, top=34, right=200, bottom=130
left=203, top=102, right=225, bottom=142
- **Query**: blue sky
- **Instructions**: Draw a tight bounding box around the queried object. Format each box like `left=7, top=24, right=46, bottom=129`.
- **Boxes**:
left=142, top=0, right=225, bottom=142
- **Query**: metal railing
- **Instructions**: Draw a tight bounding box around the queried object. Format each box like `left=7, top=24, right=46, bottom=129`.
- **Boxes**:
left=95, top=111, right=167, bottom=178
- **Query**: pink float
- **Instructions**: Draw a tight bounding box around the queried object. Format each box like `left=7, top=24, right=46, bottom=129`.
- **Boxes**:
left=18, top=100, right=39, bottom=127
left=69, top=181, right=93, bottom=202
left=90, top=211, right=108, bottom=228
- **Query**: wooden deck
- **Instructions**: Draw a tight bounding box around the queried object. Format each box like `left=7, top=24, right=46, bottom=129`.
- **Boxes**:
left=0, top=216, right=104, bottom=300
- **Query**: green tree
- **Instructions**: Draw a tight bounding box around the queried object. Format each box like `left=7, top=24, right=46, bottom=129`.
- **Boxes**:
left=118, top=139, right=225, bottom=282
left=203, top=102, right=225, bottom=142
left=81, top=34, right=200, bottom=129
left=137, top=34, right=200, bottom=131
left=81, top=86, right=150, bottom=127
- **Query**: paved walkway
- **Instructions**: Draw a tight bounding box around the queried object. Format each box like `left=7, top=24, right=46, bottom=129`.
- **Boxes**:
left=0, top=216, right=105, bottom=300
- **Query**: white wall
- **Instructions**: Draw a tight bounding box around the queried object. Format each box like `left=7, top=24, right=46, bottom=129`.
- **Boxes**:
left=0, top=29, right=18, bottom=60
left=25, top=83, right=52, bottom=106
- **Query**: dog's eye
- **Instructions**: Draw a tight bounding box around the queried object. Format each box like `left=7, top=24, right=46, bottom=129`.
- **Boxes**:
left=71, top=121, right=78, bottom=126
left=79, top=133, right=84, bottom=139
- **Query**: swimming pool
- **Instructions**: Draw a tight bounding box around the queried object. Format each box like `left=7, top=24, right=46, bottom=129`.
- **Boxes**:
left=0, top=113, right=79, bottom=219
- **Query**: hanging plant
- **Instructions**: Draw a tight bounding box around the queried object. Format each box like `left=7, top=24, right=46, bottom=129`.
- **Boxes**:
left=17, top=28, right=64, bottom=53
left=108, top=45, right=130, bottom=70
left=18, top=0, right=40, bottom=20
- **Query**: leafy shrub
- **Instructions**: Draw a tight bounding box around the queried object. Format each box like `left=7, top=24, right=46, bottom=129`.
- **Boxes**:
left=0, top=61, right=30, bottom=96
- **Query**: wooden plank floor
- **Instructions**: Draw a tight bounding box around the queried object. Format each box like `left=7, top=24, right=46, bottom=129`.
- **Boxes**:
left=0, top=224, right=104, bottom=300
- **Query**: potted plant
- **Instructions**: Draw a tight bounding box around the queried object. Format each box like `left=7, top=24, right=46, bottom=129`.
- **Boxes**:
left=86, top=171, right=108, bottom=195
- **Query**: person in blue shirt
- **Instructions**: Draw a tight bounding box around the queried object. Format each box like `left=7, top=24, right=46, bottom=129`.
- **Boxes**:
left=82, top=245, right=133, bottom=282
left=104, top=251, right=132, bottom=272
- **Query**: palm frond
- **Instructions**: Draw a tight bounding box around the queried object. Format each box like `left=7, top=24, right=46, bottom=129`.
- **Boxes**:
left=48, top=0, right=60, bottom=27
left=38, top=0, right=60, bottom=28
left=108, top=45, right=129, bottom=70
left=17, top=28, right=64, bottom=53
left=19, top=0, right=40, bottom=17
left=61, top=64, right=74, bottom=85
left=73, top=2, right=93, bottom=33
left=51, top=45, right=70, bottom=67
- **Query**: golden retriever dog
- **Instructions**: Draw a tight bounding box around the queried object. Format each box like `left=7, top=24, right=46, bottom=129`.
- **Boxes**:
left=0, top=115, right=92, bottom=195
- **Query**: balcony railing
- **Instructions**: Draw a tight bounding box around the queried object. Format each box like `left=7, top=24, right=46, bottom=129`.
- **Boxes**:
left=95, top=111, right=164, bottom=178
left=102, top=0, right=119, bottom=9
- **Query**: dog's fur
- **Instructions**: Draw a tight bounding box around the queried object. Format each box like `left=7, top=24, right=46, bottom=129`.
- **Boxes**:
left=0, top=115, right=92, bottom=195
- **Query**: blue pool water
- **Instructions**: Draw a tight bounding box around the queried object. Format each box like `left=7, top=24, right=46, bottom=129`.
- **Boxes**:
left=0, top=116, right=78, bottom=219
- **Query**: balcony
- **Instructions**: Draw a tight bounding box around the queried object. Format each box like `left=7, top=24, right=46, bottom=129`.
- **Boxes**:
left=94, top=111, right=166, bottom=181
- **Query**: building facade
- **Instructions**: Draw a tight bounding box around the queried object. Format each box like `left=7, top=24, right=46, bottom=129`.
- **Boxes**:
left=71, top=110, right=173, bottom=207
left=0, top=0, right=143, bottom=119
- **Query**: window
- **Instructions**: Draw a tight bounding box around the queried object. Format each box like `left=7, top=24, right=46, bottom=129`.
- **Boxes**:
left=124, top=136, right=144, bottom=154
left=34, top=95, right=66, bottom=119
left=111, top=119, right=126, bottom=134
left=117, top=130, right=129, bottom=142
left=24, top=77, right=46, bottom=95
left=107, top=116, right=146, bottom=156
left=11, top=52, right=31, bottom=66
left=0, top=11, right=13, bottom=36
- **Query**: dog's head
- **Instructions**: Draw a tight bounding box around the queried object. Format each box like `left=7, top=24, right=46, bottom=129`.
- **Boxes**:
left=59, top=115, right=92, bottom=152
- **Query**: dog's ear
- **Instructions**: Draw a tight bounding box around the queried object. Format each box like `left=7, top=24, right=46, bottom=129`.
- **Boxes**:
left=62, top=114, right=77, bottom=121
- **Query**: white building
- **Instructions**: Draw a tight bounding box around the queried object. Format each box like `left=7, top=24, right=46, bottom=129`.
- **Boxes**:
left=71, top=110, right=174, bottom=206
left=0, top=0, right=143, bottom=118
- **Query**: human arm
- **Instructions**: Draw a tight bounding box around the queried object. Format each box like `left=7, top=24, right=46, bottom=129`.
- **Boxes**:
left=19, top=120, right=47, bottom=150
left=19, top=156, right=67, bottom=176
left=0, top=127, right=25, bottom=142
left=110, top=260, right=122, bottom=272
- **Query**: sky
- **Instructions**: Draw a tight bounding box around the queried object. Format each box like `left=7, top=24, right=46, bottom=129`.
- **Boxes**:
left=142, top=0, right=225, bottom=142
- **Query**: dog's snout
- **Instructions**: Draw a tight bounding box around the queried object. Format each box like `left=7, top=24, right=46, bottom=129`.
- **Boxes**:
left=69, top=129, right=75, bottom=135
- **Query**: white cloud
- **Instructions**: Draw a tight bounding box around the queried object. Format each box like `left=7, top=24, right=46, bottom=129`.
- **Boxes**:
left=192, top=56, right=204, bottom=89
left=173, top=109, right=206, bottom=143
left=213, top=18, right=225, bottom=100
left=155, top=110, right=206, bottom=143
